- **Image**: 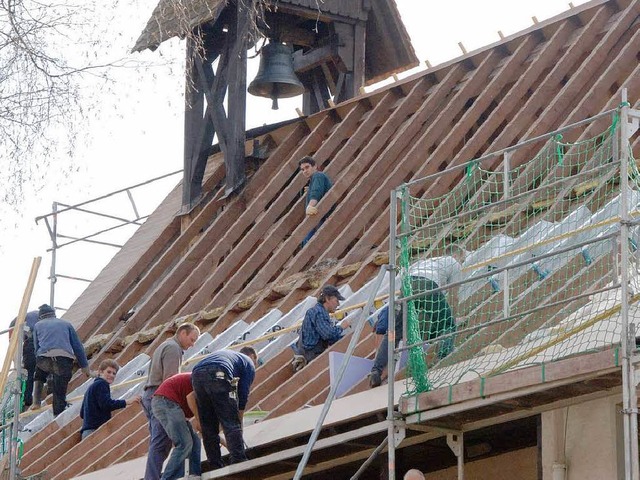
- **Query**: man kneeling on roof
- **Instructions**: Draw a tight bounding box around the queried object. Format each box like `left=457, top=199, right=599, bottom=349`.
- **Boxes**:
left=191, top=347, right=258, bottom=470
left=369, top=245, right=465, bottom=388
left=291, top=285, right=351, bottom=371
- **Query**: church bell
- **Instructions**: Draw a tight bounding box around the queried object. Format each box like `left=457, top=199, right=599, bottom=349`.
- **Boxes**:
left=248, top=42, right=305, bottom=110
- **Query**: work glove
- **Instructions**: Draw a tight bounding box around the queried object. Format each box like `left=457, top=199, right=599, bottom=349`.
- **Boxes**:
left=306, top=205, right=318, bottom=216
left=82, top=367, right=96, bottom=378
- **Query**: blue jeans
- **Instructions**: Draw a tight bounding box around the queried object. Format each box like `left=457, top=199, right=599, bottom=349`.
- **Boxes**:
left=192, top=368, right=246, bottom=469
left=372, top=308, right=403, bottom=376
left=81, top=429, right=96, bottom=440
left=151, top=396, right=201, bottom=480
left=142, top=388, right=172, bottom=480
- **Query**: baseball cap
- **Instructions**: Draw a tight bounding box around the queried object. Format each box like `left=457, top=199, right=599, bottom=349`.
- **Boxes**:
left=321, top=285, right=345, bottom=301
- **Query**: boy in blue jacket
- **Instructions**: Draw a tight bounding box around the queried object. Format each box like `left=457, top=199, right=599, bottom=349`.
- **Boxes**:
left=80, top=359, right=140, bottom=439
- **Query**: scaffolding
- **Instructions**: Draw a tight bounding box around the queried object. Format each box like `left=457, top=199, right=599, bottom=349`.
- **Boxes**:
left=381, top=93, right=640, bottom=479
left=34, top=170, right=181, bottom=312
left=0, top=259, right=41, bottom=480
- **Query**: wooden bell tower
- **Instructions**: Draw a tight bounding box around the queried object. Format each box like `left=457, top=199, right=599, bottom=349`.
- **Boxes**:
left=133, top=0, right=418, bottom=211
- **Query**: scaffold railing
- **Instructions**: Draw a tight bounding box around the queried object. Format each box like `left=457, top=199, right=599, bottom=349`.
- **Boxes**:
left=386, top=94, right=640, bottom=480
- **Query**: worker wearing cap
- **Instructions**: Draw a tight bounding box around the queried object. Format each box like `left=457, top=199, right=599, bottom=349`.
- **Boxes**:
left=295, top=285, right=350, bottom=364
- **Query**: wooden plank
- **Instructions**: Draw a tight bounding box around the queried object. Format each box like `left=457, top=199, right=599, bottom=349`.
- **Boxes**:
left=507, top=2, right=633, bottom=167
left=27, top=406, right=141, bottom=478
left=52, top=410, right=146, bottom=479
left=0, top=257, right=40, bottom=403
left=416, top=20, right=575, bottom=237
left=22, top=418, right=82, bottom=476
left=268, top=333, right=377, bottom=417
left=401, top=347, right=619, bottom=414
left=172, top=109, right=361, bottom=312
left=202, top=88, right=404, bottom=309
left=310, top=52, right=500, bottom=267
left=181, top=100, right=374, bottom=313
left=102, top=124, right=312, bottom=366
left=71, top=421, right=148, bottom=479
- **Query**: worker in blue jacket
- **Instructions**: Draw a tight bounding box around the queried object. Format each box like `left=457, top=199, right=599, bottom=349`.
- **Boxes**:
left=292, top=285, right=351, bottom=369
left=191, top=347, right=258, bottom=470
left=80, top=359, right=140, bottom=439
left=32, top=304, right=92, bottom=416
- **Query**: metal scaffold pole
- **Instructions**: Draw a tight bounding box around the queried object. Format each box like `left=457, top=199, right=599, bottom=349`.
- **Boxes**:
left=293, top=266, right=388, bottom=480
left=387, top=188, right=399, bottom=480
left=618, top=89, right=639, bottom=480
left=49, top=201, right=58, bottom=308
left=3, top=258, right=41, bottom=480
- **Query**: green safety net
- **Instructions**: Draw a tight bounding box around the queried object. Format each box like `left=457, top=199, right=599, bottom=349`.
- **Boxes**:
left=0, top=370, right=26, bottom=461
left=397, top=113, right=640, bottom=396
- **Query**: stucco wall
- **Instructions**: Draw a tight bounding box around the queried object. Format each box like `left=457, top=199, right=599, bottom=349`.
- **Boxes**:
left=541, top=395, right=621, bottom=480
left=424, top=446, right=538, bottom=480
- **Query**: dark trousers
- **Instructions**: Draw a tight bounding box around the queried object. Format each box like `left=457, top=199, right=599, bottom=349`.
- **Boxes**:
left=301, top=208, right=333, bottom=247
left=372, top=310, right=403, bottom=376
left=34, top=356, right=73, bottom=416
left=192, top=368, right=246, bottom=469
left=410, top=277, right=456, bottom=358
left=293, top=336, right=328, bottom=364
left=23, top=351, right=36, bottom=407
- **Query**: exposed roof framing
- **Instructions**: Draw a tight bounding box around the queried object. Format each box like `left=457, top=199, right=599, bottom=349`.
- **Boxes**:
left=18, top=0, right=640, bottom=478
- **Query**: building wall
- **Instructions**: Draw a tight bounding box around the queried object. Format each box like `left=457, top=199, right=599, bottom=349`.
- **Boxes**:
left=424, top=446, right=538, bottom=480
left=541, top=395, right=621, bottom=480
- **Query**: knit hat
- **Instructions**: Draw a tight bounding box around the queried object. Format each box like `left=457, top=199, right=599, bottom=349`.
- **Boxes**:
left=38, top=304, right=56, bottom=319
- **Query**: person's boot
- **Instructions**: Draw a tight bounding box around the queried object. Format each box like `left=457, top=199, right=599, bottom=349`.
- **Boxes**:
left=30, top=380, right=44, bottom=410
left=369, top=370, right=382, bottom=388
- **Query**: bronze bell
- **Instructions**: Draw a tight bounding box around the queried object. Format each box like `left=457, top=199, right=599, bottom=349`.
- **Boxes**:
left=248, top=42, right=305, bottom=110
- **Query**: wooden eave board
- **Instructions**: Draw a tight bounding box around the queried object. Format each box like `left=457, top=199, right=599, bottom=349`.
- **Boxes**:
left=71, top=349, right=623, bottom=480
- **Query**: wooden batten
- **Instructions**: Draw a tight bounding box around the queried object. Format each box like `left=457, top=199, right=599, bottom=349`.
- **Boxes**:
left=20, top=1, right=640, bottom=478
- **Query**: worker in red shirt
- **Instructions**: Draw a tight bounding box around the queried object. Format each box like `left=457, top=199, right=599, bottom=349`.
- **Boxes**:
left=151, top=373, right=201, bottom=480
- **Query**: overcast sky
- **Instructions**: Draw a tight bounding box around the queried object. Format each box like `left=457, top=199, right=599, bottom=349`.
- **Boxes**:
left=0, top=0, right=589, bottom=360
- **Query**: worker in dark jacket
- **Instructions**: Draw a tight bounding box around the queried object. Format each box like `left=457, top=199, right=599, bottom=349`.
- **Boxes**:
left=32, top=304, right=91, bottom=416
left=9, top=310, right=40, bottom=409
left=80, top=359, right=140, bottom=439
left=293, top=285, right=350, bottom=368
left=299, top=156, right=333, bottom=245
left=191, top=347, right=258, bottom=470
